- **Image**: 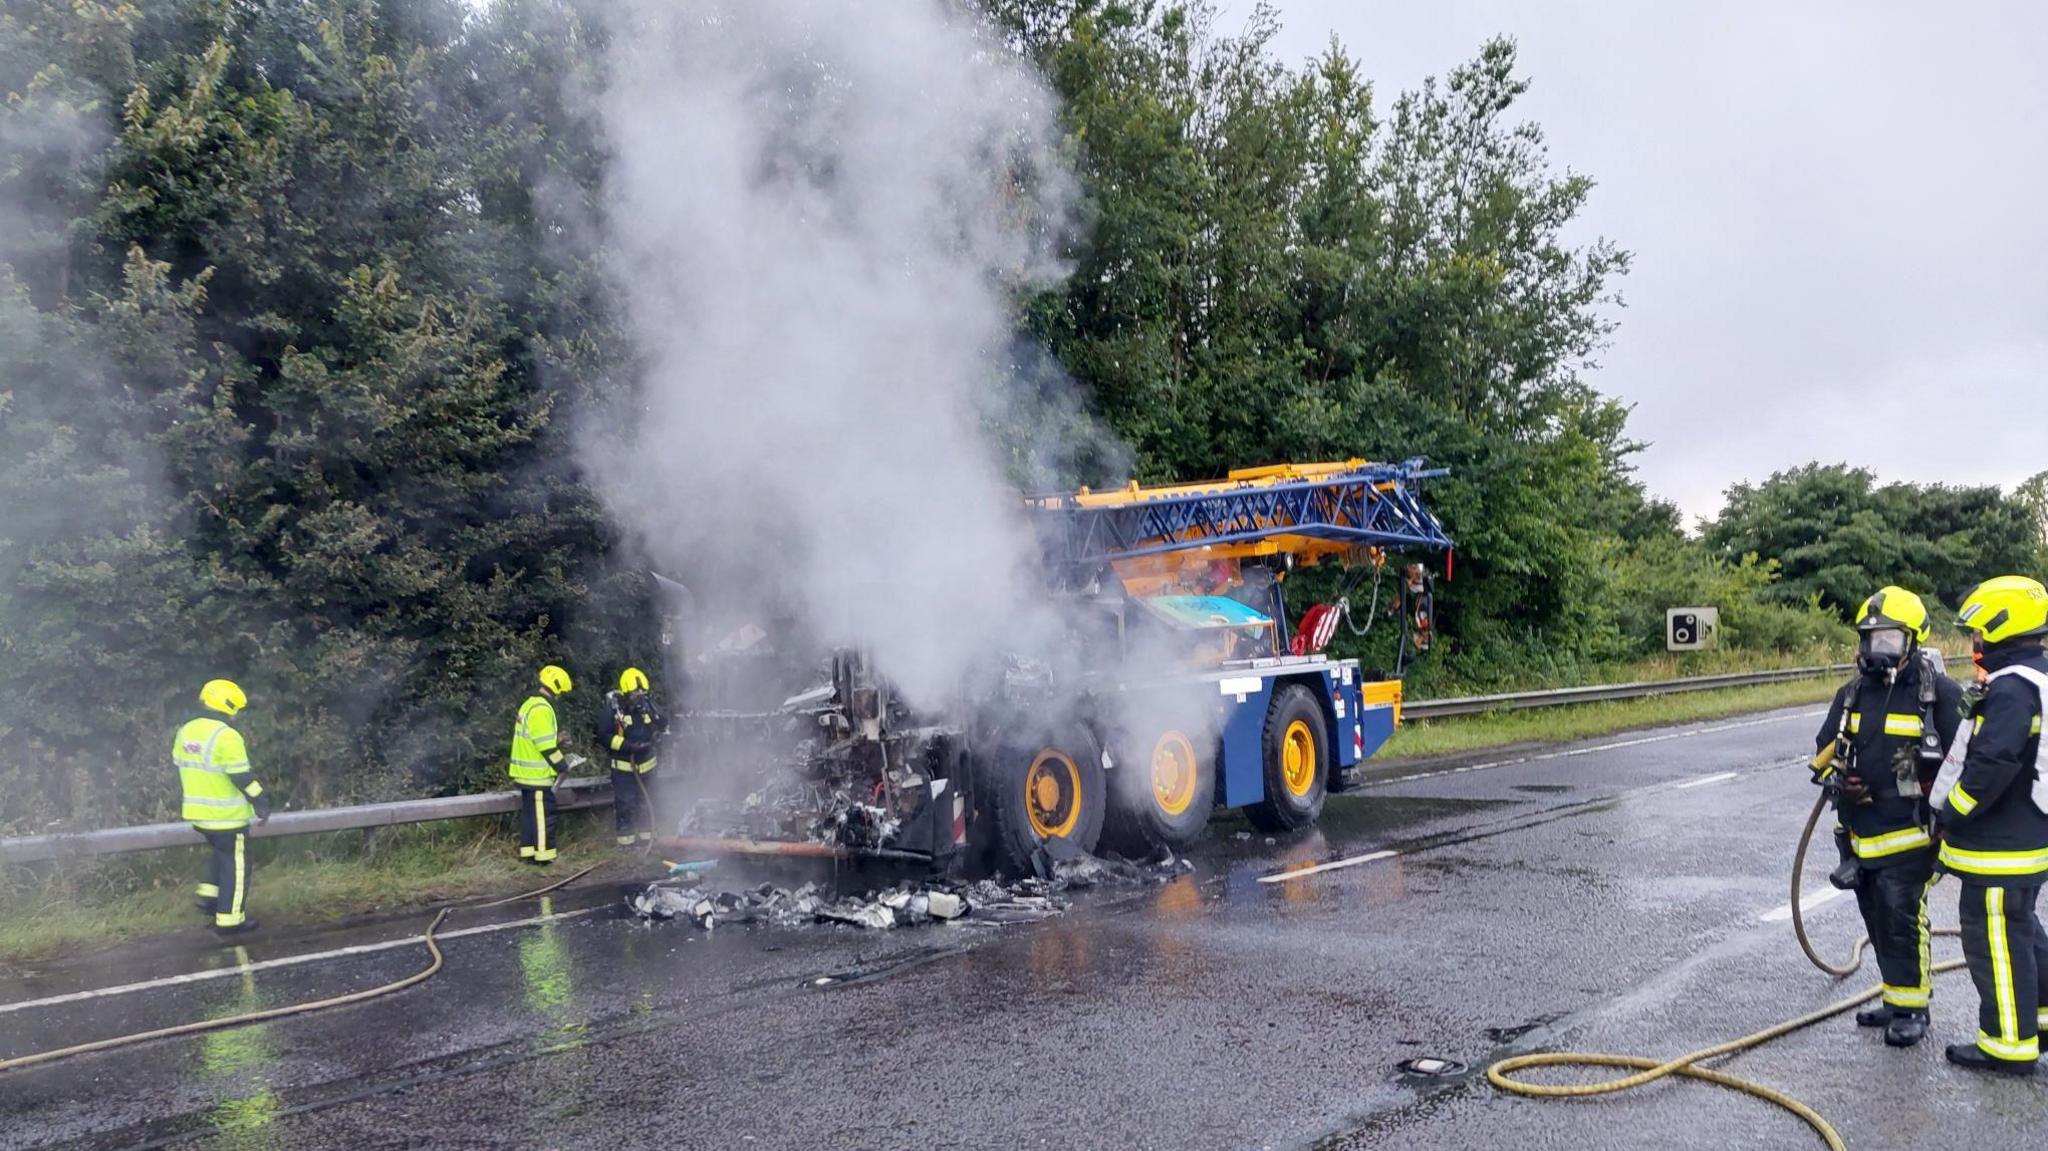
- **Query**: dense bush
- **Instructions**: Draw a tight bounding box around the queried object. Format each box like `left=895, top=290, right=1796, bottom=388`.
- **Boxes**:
left=1602, top=539, right=1843, bottom=656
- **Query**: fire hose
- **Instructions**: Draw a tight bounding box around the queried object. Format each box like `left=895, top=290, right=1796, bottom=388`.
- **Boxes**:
left=0, top=862, right=600, bottom=1074
left=1487, top=786, right=1966, bottom=1151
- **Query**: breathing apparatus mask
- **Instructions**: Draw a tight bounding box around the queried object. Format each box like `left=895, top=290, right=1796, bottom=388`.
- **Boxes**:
left=1857, top=625, right=1911, bottom=676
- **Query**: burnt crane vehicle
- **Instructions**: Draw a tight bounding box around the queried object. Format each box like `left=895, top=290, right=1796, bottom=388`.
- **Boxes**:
left=659, top=459, right=1453, bottom=874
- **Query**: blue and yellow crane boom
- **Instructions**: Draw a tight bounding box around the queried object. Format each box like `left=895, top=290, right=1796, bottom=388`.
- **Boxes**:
left=1023, top=457, right=1452, bottom=592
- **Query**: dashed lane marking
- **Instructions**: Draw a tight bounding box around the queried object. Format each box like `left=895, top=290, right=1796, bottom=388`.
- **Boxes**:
left=1759, top=886, right=1849, bottom=923
left=1257, top=762, right=1774, bottom=886
left=1265, top=733, right=1823, bottom=886
left=1256, top=849, right=1399, bottom=884
left=0, top=907, right=599, bottom=1018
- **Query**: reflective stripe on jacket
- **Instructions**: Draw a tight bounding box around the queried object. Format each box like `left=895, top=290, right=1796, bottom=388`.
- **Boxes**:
left=1847, top=713, right=1925, bottom=737
left=1938, top=648, right=2048, bottom=881
left=175, top=717, right=259, bottom=829
left=509, top=695, right=562, bottom=784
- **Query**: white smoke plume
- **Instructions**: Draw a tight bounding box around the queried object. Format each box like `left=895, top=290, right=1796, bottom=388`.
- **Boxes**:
left=589, top=0, right=1080, bottom=708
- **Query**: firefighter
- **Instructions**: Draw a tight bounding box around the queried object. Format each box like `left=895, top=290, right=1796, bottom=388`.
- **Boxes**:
left=175, top=679, right=271, bottom=935
left=603, top=667, right=669, bottom=846
left=1938, top=575, right=2048, bottom=1075
left=1811, top=586, right=1962, bottom=1047
left=510, top=665, right=575, bottom=865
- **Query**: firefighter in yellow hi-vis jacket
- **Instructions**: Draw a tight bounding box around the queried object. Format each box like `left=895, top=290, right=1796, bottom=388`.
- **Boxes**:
left=175, top=679, right=271, bottom=935
left=1939, top=576, right=2048, bottom=1076
left=510, top=665, right=574, bottom=864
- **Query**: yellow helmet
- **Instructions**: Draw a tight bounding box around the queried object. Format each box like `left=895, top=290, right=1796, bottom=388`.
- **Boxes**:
left=619, top=667, right=650, bottom=693
left=1957, top=576, right=2048, bottom=646
left=538, top=665, right=573, bottom=695
left=1855, top=586, right=1931, bottom=643
left=199, top=679, right=247, bottom=717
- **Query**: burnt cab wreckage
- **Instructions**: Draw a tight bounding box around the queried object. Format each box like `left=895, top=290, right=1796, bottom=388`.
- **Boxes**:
left=661, top=459, right=1453, bottom=875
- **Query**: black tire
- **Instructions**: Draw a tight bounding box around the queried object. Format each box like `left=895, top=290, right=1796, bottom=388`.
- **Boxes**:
left=1104, top=728, right=1216, bottom=855
left=984, top=727, right=1108, bottom=873
left=1247, top=684, right=1328, bottom=832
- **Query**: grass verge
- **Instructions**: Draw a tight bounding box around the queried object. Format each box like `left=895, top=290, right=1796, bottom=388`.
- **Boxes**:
left=0, top=813, right=636, bottom=970
left=1381, top=675, right=1842, bottom=761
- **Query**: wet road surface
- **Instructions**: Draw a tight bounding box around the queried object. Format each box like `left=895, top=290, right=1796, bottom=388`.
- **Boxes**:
left=5, top=705, right=2042, bottom=1149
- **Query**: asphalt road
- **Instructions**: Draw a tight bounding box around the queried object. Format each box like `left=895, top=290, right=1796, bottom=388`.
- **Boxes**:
left=5, top=704, right=2043, bottom=1150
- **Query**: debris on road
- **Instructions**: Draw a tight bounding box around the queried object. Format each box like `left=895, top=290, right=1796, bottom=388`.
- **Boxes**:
left=818, top=899, right=899, bottom=930
left=630, top=881, right=826, bottom=929
left=628, top=851, right=1192, bottom=931
left=1044, top=851, right=1191, bottom=888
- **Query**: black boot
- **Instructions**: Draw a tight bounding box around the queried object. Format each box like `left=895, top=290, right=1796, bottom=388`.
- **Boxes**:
left=212, top=919, right=260, bottom=937
left=1945, top=1043, right=2037, bottom=1076
left=1884, top=1010, right=1928, bottom=1047
left=1855, top=1004, right=1893, bottom=1028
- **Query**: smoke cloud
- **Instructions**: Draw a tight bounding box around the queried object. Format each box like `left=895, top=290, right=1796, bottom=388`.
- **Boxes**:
left=588, top=1, right=1081, bottom=707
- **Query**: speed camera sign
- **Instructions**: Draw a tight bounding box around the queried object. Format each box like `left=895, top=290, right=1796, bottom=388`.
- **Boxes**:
left=1667, top=607, right=1719, bottom=651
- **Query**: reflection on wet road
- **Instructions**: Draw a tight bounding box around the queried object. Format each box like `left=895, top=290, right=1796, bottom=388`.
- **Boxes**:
left=7, top=706, right=2040, bottom=1151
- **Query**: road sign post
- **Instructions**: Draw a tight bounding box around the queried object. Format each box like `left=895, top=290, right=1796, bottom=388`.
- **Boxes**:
left=1666, top=606, right=1719, bottom=651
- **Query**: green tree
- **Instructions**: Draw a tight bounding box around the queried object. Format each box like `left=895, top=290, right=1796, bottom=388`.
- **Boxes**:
left=2013, top=470, right=2047, bottom=559
left=0, top=251, right=216, bottom=829
left=1705, top=462, right=2043, bottom=617
left=999, top=3, right=1644, bottom=681
left=0, top=0, right=642, bottom=831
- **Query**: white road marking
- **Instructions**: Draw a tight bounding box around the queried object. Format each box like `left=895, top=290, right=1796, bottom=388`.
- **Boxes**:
left=1361, top=709, right=1825, bottom=789
left=1258, top=849, right=1399, bottom=884
left=1271, top=716, right=1825, bottom=888
left=0, top=907, right=598, bottom=1017
left=1759, top=886, right=1849, bottom=923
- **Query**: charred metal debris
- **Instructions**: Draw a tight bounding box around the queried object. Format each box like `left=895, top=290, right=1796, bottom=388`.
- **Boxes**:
left=628, top=852, right=1192, bottom=932
left=670, top=647, right=1073, bottom=870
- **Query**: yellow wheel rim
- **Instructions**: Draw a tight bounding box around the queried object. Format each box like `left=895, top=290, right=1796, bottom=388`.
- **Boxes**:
left=1025, top=749, right=1083, bottom=839
left=1150, top=731, right=1200, bottom=816
left=1282, top=719, right=1317, bottom=797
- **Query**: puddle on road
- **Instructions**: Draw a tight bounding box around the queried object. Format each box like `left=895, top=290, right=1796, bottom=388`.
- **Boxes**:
left=1313, top=794, right=1520, bottom=840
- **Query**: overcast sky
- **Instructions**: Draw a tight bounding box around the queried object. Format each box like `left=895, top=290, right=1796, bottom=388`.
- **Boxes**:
left=1241, top=0, right=2048, bottom=523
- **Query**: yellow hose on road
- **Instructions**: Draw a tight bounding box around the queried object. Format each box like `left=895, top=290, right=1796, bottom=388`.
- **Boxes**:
left=1488, top=789, right=1963, bottom=1151
left=0, top=863, right=600, bottom=1074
